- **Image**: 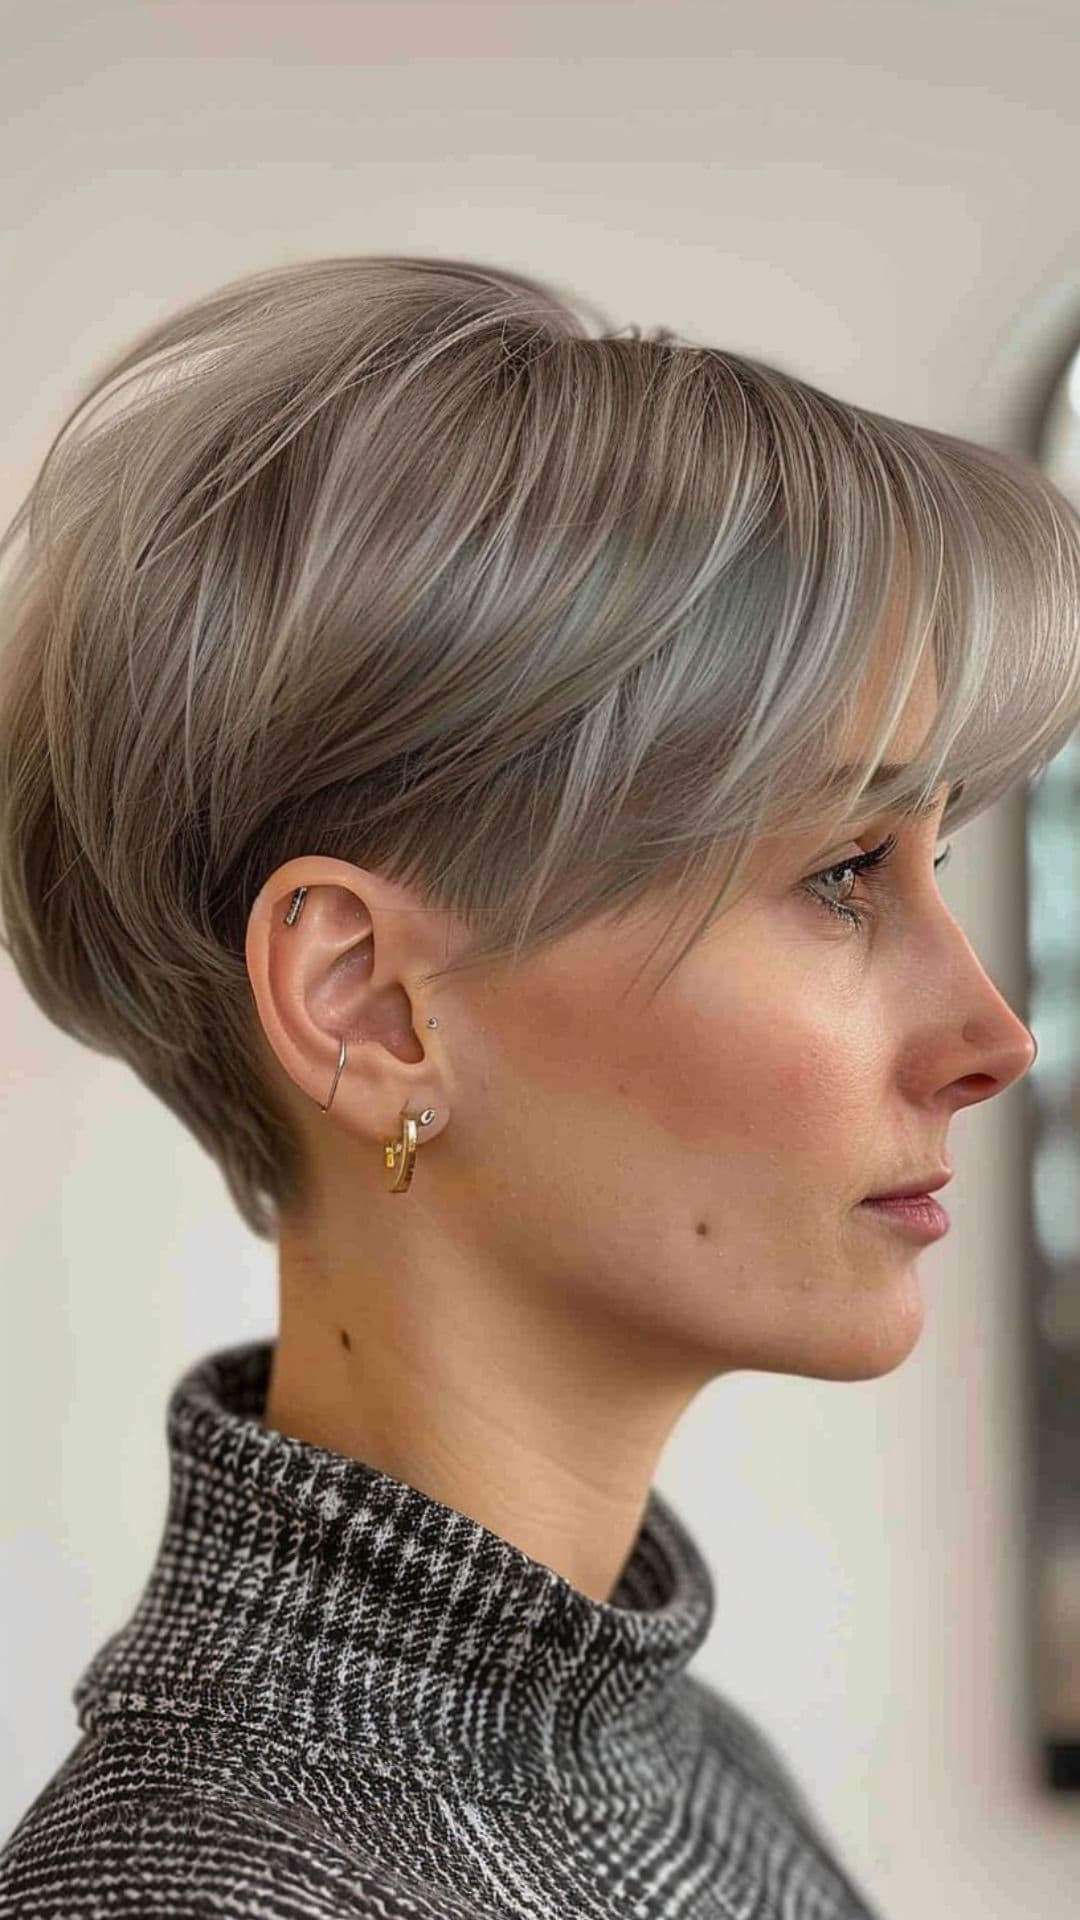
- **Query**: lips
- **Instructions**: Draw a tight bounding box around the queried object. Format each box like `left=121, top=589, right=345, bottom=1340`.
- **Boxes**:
left=864, top=1170, right=953, bottom=1201
left=858, top=1192, right=951, bottom=1240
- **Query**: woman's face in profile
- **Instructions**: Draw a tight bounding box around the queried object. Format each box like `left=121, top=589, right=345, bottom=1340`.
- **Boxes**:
left=262, top=645, right=1038, bottom=1406
left=433, top=661, right=1037, bottom=1390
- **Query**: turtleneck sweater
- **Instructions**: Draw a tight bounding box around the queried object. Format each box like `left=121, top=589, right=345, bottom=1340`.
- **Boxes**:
left=0, top=1338, right=886, bottom=1919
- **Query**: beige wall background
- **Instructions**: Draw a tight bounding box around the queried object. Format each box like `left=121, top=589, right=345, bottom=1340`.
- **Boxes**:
left=1, top=2, right=1078, bottom=1913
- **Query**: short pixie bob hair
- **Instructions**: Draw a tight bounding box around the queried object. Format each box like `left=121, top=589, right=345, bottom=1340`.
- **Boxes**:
left=2, top=254, right=1079, bottom=1239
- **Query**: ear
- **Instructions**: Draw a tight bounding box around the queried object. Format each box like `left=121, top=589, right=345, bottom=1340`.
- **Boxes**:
left=244, top=856, right=452, bottom=1153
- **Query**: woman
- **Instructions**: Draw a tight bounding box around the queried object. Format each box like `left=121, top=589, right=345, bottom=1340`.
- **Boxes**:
left=0, top=254, right=1076, bottom=1920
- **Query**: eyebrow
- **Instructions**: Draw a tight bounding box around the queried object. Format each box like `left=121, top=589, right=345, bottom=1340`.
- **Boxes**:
left=822, top=766, right=965, bottom=819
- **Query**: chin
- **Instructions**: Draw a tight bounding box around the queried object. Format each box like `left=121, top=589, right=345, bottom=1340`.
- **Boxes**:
left=751, top=1267, right=927, bottom=1383
left=816, top=1270, right=927, bottom=1381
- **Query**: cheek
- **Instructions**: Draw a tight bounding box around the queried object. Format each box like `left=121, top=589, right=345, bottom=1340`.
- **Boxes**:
left=476, top=928, right=866, bottom=1168
left=772, top=1049, right=844, bottom=1106
left=763, top=1029, right=872, bottom=1162
left=638, top=1002, right=865, bottom=1166
left=603, top=998, right=819, bottom=1152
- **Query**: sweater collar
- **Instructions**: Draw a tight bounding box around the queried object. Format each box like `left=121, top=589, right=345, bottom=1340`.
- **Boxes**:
left=73, top=1338, right=716, bottom=1809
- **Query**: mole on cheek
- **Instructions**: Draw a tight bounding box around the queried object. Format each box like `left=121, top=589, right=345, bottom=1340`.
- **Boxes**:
left=339, top=1328, right=352, bottom=1353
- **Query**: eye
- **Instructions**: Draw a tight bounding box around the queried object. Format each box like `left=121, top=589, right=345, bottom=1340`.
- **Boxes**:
left=800, top=834, right=952, bottom=932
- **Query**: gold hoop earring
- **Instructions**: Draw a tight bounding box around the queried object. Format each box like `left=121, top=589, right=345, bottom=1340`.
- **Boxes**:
left=384, top=1110, right=418, bottom=1193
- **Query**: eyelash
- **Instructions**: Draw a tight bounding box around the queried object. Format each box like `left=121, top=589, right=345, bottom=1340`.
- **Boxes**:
left=801, top=833, right=953, bottom=932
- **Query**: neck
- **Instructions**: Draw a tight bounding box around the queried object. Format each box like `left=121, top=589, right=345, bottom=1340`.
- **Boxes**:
left=267, top=1211, right=706, bottom=1604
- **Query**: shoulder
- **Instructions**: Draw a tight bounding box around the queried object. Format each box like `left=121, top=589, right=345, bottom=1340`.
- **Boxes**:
left=0, top=1735, right=481, bottom=1920
left=687, top=1672, right=819, bottom=1818
left=687, top=1677, right=888, bottom=1917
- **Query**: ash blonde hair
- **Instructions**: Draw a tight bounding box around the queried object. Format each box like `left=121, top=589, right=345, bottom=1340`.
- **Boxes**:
left=1, top=254, right=1078, bottom=1238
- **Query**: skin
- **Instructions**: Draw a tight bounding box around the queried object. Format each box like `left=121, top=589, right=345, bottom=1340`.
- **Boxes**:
left=246, top=631, right=1037, bottom=1605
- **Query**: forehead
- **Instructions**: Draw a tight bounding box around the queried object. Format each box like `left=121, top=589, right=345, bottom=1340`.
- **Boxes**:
left=750, top=610, right=948, bottom=879
left=827, top=648, right=945, bottom=809
left=842, top=557, right=939, bottom=755
left=823, top=541, right=947, bottom=788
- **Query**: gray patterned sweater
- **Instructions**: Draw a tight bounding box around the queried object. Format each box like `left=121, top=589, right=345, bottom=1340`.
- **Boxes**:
left=0, top=1338, right=886, bottom=1918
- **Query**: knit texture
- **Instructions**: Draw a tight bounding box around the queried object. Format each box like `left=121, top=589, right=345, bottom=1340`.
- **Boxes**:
left=0, top=1338, right=887, bottom=1918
